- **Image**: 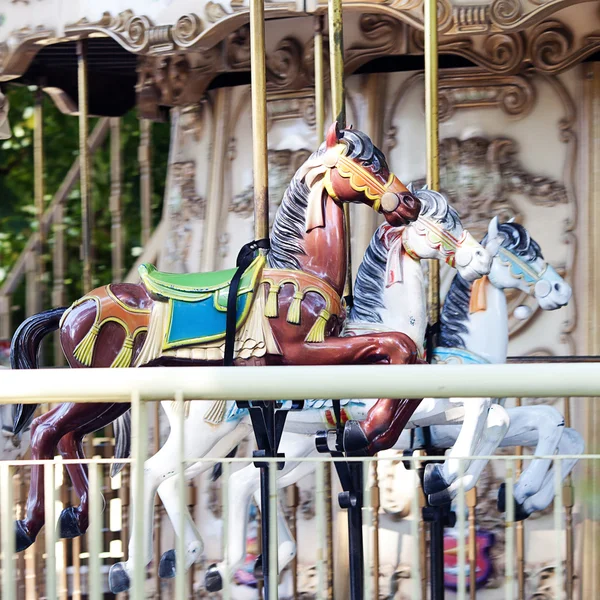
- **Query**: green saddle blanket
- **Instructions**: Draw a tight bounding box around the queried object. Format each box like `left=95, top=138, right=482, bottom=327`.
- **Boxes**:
left=139, top=255, right=266, bottom=349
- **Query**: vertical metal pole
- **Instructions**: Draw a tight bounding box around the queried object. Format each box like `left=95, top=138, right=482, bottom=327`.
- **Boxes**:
left=153, top=402, right=163, bottom=600
left=77, top=39, right=92, bottom=292
left=52, top=203, right=66, bottom=366
left=424, top=0, right=440, bottom=332
left=1, top=463, right=16, bottom=600
left=201, top=88, right=230, bottom=272
left=44, top=461, right=57, bottom=600
left=371, top=461, right=380, bottom=599
left=89, top=462, right=102, bottom=600
left=250, top=0, right=269, bottom=241
left=563, top=397, right=575, bottom=600
left=315, top=19, right=335, bottom=599
left=424, top=5, right=442, bottom=599
left=287, top=485, right=299, bottom=599
left=505, top=462, right=515, bottom=600
left=515, top=398, right=525, bottom=600
left=131, top=391, right=148, bottom=600
left=110, top=118, right=124, bottom=282
left=34, top=86, right=45, bottom=316
left=139, top=119, right=153, bottom=247
left=554, top=458, right=564, bottom=600
left=328, top=0, right=352, bottom=300
left=175, top=391, right=187, bottom=600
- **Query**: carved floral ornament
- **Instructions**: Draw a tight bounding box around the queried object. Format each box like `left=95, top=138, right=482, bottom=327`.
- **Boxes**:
left=1, top=3, right=600, bottom=82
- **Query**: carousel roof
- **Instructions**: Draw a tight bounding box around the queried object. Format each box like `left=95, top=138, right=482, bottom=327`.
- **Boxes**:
left=0, top=0, right=598, bottom=116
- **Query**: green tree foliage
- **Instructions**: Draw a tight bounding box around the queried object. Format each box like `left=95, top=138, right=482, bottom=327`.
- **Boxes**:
left=0, top=85, right=169, bottom=331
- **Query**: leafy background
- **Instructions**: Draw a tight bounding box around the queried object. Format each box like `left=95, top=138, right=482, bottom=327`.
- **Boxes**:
left=0, top=85, right=170, bottom=335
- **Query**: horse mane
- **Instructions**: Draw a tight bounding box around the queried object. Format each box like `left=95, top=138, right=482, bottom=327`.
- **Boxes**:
left=267, top=128, right=385, bottom=271
left=439, top=221, right=542, bottom=348
left=350, top=185, right=454, bottom=324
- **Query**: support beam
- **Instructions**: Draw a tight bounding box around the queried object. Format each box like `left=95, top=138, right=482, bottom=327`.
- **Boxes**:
left=139, top=119, right=153, bottom=247
left=77, top=39, right=92, bottom=292
left=110, top=118, right=124, bottom=282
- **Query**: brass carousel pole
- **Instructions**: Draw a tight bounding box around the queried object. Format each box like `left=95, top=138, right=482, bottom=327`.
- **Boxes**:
left=315, top=16, right=335, bottom=598
left=563, top=397, right=575, bottom=600
left=249, top=1, right=277, bottom=598
left=424, top=0, right=445, bottom=599
left=328, top=0, right=351, bottom=300
left=515, top=398, right=525, bottom=600
left=34, top=85, right=45, bottom=312
left=77, top=39, right=92, bottom=292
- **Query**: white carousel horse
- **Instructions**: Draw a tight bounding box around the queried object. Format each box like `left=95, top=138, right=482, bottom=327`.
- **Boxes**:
left=107, top=185, right=494, bottom=592
left=199, top=219, right=576, bottom=587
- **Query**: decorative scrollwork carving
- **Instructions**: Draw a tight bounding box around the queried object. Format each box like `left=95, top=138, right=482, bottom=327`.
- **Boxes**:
left=346, top=14, right=401, bottom=73
left=489, top=0, right=523, bottom=28
left=205, top=2, right=230, bottom=23
left=267, top=37, right=303, bottom=90
left=482, top=33, right=525, bottom=73
left=172, top=14, right=204, bottom=48
left=227, top=25, right=250, bottom=70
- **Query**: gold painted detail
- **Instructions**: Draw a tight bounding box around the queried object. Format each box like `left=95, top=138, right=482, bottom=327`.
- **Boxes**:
left=261, top=269, right=343, bottom=343
left=70, top=286, right=150, bottom=368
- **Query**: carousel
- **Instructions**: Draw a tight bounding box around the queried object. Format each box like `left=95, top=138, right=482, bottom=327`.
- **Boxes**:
left=0, top=0, right=599, bottom=599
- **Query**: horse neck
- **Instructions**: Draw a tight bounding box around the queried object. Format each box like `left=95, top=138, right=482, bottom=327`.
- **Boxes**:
left=462, top=279, right=509, bottom=364
left=379, top=252, right=427, bottom=355
left=298, top=195, right=347, bottom=294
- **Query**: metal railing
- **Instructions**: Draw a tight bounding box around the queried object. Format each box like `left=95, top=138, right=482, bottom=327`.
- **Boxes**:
left=0, top=363, right=597, bottom=599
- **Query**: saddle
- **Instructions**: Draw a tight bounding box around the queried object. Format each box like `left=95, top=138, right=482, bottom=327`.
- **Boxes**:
left=139, top=255, right=266, bottom=349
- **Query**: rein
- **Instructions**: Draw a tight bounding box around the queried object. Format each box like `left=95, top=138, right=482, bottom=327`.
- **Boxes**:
left=225, top=238, right=270, bottom=366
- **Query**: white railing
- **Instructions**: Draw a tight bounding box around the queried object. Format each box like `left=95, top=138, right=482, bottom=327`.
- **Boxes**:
left=0, top=363, right=597, bottom=600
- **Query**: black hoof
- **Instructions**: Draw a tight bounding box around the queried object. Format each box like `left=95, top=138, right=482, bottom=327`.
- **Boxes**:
left=15, top=520, right=34, bottom=552
left=343, top=420, right=370, bottom=453
left=58, top=506, right=83, bottom=539
left=205, top=564, right=223, bottom=592
left=427, top=487, right=453, bottom=507
left=159, top=549, right=177, bottom=579
left=108, top=563, right=131, bottom=594
left=254, top=554, right=264, bottom=580
left=423, top=463, right=450, bottom=495
left=497, top=483, right=531, bottom=522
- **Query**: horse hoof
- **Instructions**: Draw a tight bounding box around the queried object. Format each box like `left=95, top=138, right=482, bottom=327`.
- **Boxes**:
left=108, top=563, right=131, bottom=594
left=58, top=506, right=83, bottom=539
left=253, top=554, right=264, bottom=580
left=497, top=483, right=530, bottom=522
left=427, top=487, right=453, bottom=507
left=205, top=564, right=223, bottom=592
left=15, top=520, right=34, bottom=552
left=343, top=421, right=370, bottom=453
left=423, top=463, right=449, bottom=495
left=159, top=549, right=177, bottom=579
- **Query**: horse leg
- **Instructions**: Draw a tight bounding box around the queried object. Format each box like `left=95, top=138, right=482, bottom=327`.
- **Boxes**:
left=499, top=405, right=565, bottom=509
left=522, top=428, right=584, bottom=515
left=282, top=333, right=421, bottom=454
left=15, top=402, right=117, bottom=551
left=156, top=422, right=252, bottom=579
left=423, top=398, right=492, bottom=495
left=109, top=402, right=247, bottom=594
left=251, top=456, right=317, bottom=579
left=206, top=433, right=316, bottom=592
left=57, top=403, right=131, bottom=538
left=427, top=404, right=510, bottom=506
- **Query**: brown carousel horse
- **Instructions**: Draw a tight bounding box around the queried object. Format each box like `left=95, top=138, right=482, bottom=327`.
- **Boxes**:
left=11, top=123, right=424, bottom=552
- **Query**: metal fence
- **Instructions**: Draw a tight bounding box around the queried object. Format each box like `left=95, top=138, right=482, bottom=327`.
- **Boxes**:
left=0, top=363, right=598, bottom=599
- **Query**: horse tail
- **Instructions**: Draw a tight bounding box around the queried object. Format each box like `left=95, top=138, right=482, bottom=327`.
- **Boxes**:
left=211, top=445, right=239, bottom=481
left=111, top=410, right=132, bottom=477
left=11, top=307, right=67, bottom=435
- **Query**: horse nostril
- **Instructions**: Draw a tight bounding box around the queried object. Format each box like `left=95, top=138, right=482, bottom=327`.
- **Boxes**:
left=475, top=250, right=482, bottom=257
left=554, top=283, right=561, bottom=292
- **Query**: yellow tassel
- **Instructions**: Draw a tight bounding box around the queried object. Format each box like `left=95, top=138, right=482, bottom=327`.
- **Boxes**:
left=73, top=323, right=100, bottom=366
left=111, top=336, right=134, bottom=368
left=265, top=284, right=280, bottom=318
left=287, top=291, right=304, bottom=325
left=305, top=309, right=331, bottom=343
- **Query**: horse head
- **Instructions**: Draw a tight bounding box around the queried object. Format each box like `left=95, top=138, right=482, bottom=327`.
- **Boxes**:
left=392, top=184, right=493, bottom=282
left=483, top=216, right=571, bottom=310
left=298, top=122, right=421, bottom=232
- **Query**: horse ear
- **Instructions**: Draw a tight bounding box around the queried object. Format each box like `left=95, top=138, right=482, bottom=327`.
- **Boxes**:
left=326, top=122, right=341, bottom=148
left=507, top=217, right=515, bottom=223
left=486, top=216, right=502, bottom=254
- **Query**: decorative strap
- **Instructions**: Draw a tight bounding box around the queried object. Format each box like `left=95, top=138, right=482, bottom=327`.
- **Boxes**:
left=261, top=269, right=343, bottom=343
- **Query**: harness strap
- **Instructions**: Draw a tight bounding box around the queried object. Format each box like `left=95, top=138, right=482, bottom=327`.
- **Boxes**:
left=225, top=239, right=270, bottom=367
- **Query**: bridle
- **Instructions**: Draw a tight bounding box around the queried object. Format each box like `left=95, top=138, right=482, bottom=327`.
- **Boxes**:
left=496, top=247, right=554, bottom=297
